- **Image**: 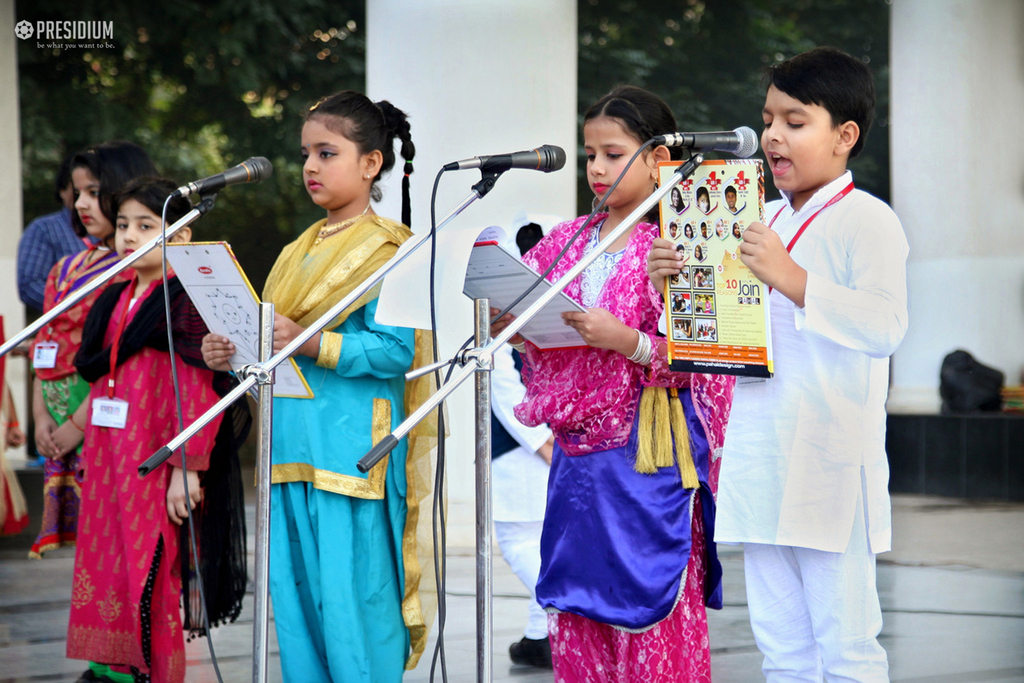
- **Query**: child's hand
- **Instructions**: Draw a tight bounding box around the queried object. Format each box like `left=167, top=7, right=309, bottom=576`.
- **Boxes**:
left=562, top=308, right=636, bottom=355
left=201, top=334, right=235, bottom=372
left=647, top=237, right=684, bottom=292
left=34, top=413, right=60, bottom=459
left=167, top=467, right=202, bottom=526
left=489, top=307, right=524, bottom=346
left=273, top=313, right=321, bottom=358
left=50, top=420, right=83, bottom=457
left=6, top=425, right=25, bottom=449
left=738, top=222, right=808, bottom=307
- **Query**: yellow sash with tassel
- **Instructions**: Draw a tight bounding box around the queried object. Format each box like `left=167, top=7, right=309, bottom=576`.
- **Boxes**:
left=636, top=387, right=700, bottom=489
left=263, top=214, right=443, bottom=669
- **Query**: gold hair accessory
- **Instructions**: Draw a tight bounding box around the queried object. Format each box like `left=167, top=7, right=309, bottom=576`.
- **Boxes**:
left=314, top=203, right=370, bottom=246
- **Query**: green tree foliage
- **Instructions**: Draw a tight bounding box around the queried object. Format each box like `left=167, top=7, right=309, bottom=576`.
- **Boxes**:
left=18, top=0, right=366, bottom=290
left=578, top=0, right=891, bottom=213
left=19, top=1, right=890, bottom=290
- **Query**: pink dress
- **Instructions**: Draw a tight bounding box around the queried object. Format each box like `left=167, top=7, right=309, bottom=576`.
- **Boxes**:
left=515, top=214, right=734, bottom=682
left=66, top=281, right=223, bottom=683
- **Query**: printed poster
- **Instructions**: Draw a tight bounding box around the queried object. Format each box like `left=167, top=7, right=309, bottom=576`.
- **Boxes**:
left=658, top=159, right=773, bottom=378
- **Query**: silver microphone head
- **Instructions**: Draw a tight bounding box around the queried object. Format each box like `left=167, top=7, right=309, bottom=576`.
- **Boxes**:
left=732, top=126, right=759, bottom=158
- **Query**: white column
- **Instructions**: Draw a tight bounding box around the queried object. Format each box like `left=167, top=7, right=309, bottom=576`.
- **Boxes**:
left=890, top=0, right=1024, bottom=411
left=0, top=0, right=28, bottom=451
left=366, top=1, right=577, bottom=519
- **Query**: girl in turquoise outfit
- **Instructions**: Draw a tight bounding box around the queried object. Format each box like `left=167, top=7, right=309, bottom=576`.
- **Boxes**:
left=202, top=91, right=437, bottom=683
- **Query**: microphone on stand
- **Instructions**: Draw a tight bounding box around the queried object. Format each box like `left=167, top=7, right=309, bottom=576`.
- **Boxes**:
left=443, top=144, right=566, bottom=173
left=171, top=157, right=274, bottom=198
left=653, top=127, right=759, bottom=158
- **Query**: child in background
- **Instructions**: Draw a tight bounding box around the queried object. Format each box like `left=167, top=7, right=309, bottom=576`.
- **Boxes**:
left=29, top=141, right=156, bottom=560
left=66, top=177, right=249, bottom=683
left=201, top=91, right=437, bottom=683
left=492, top=217, right=557, bottom=670
left=492, top=84, right=734, bottom=681
left=649, top=47, right=907, bottom=681
left=0, top=317, right=29, bottom=537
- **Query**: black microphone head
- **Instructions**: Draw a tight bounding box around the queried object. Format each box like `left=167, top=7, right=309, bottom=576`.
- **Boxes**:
left=539, top=144, right=566, bottom=172
left=242, top=156, right=274, bottom=182
left=732, top=127, right=759, bottom=159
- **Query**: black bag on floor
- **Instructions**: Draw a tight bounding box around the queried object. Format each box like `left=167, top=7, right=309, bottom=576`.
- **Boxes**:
left=939, top=349, right=1004, bottom=414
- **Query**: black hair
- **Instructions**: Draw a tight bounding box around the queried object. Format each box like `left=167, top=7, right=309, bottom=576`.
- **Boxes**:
left=306, top=90, right=415, bottom=227
left=515, top=222, right=544, bottom=257
left=725, top=185, right=737, bottom=197
left=765, top=46, right=875, bottom=159
left=113, top=176, right=194, bottom=228
left=54, top=154, right=74, bottom=204
left=70, top=140, right=157, bottom=237
left=584, top=85, right=681, bottom=221
left=584, top=85, right=681, bottom=160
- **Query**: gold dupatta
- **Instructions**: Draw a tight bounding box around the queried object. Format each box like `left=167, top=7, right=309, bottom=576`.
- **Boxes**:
left=263, top=214, right=442, bottom=669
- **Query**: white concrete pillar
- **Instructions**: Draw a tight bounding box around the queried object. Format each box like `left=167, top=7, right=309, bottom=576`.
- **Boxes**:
left=0, top=0, right=28, bottom=453
left=890, top=0, right=1024, bottom=411
left=366, top=1, right=577, bottom=515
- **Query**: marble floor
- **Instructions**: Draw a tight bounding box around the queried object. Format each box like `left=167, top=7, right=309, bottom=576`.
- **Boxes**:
left=1, top=494, right=1023, bottom=682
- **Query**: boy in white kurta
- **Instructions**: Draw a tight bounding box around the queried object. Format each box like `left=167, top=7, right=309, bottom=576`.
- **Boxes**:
left=650, top=47, right=907, bottom=682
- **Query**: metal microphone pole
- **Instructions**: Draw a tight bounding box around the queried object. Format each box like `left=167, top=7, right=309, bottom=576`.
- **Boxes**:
left=358, top=153, right=704, bottom=682
left=0, top=195, right=217, bottom=359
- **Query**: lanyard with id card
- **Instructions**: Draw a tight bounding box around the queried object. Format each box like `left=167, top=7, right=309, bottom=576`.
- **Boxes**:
left=91, top=279, right=135, bottom=430
left=33, top=341, right=59, bottom=369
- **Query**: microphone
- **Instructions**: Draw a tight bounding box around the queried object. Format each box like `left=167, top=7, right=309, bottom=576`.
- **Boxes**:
left=172, top=157, right=274, bottom=198
left=443, top=144, right=566, bottom=173
left=653, top=127, right=759, bottom=158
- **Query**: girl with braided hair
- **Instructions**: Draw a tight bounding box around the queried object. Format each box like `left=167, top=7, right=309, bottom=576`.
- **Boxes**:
left=202, top=90, right=437, bottom=683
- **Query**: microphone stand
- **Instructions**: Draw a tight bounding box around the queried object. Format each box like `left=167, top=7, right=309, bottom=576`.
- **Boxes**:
left=0, top=195, right=218, bottom=359
left=357, top=153, right=705, bottom=682
left=142, top=169, right=507, bottom=683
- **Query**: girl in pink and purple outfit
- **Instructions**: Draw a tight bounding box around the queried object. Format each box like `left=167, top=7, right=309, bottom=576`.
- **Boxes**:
left=493, top=86, right=734, bottom=682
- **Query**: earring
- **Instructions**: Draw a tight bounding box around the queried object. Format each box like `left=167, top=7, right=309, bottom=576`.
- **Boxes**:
left=364, top=174, right=370, bottom=179
left=592, top=195, right=603, bottom=212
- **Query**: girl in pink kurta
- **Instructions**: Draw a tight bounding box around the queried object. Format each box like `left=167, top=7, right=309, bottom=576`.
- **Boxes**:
left=493, top=86, right=734, bottom=682
left=65, top=178, right=247, bottom=683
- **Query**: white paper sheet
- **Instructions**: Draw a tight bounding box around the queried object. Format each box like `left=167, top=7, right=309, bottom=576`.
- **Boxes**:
left=165, top=242, right=313, bottom=399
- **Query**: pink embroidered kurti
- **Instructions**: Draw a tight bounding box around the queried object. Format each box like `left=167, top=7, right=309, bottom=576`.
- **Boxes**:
left=66, top=284, right=223, bottom=683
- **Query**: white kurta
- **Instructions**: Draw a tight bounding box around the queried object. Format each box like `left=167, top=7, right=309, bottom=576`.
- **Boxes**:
left=716, top=172, right=909, bottom=554
left=491, top=344, right=551, bottom=523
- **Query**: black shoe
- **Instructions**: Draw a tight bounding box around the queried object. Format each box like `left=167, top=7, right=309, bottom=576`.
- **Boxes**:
left=74, top=670, right=116, bottom=683
left=509, top=636, right=552, bottom=669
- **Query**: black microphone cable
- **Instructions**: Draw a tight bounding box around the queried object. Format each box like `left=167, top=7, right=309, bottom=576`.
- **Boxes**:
left=158, top=195, right=227, bottom=683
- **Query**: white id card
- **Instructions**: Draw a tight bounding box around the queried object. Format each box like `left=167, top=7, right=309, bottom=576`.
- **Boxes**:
left=33, top=342, right=59, bottom=369
left=91, top=398, right=129, bottom=429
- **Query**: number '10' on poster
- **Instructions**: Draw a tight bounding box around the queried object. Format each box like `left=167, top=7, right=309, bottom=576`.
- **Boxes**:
left=657, top=159, right=774, bottom=378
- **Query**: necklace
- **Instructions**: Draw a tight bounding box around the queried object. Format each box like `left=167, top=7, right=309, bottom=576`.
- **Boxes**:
left=314, top=203, right=370, bottom=246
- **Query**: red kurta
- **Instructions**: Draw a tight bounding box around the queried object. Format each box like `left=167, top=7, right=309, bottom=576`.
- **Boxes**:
left=66, top=283, right=224, bottom=683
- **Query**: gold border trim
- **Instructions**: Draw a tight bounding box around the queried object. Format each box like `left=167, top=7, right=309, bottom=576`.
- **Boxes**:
left=315, top=331, right=343, bottom=369
left=270, top=398, right=392, bottom=500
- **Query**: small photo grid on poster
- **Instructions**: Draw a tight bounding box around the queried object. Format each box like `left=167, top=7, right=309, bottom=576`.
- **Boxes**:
left=672, top=316, right=694, bottom=341
left=670, top=291, right=692, bottom=316
left=695, top=318, right=718, bottom=343
left=669, top=265, right=691, bottom=290
left=692, top=266, right=714, bottom=290
left=694, top=292, right=716, bottom=316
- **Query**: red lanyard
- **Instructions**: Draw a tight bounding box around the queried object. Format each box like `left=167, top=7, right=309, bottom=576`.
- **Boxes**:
left=106, top=273, right=138, bottom=398
left=765, top=182, right=853, bottom=293
left=768, top=182, right=855, bottom=253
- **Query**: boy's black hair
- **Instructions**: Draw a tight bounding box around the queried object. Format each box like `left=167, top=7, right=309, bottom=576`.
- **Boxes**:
left=113, top=176, right=193, bottom=227
left=725, top=185, right=737, bottom=196
left=765, top=46, right=875, bottom=159
left=306, top=90, right=415, bottom=227
left=70, top=140, right=157, bottom=237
